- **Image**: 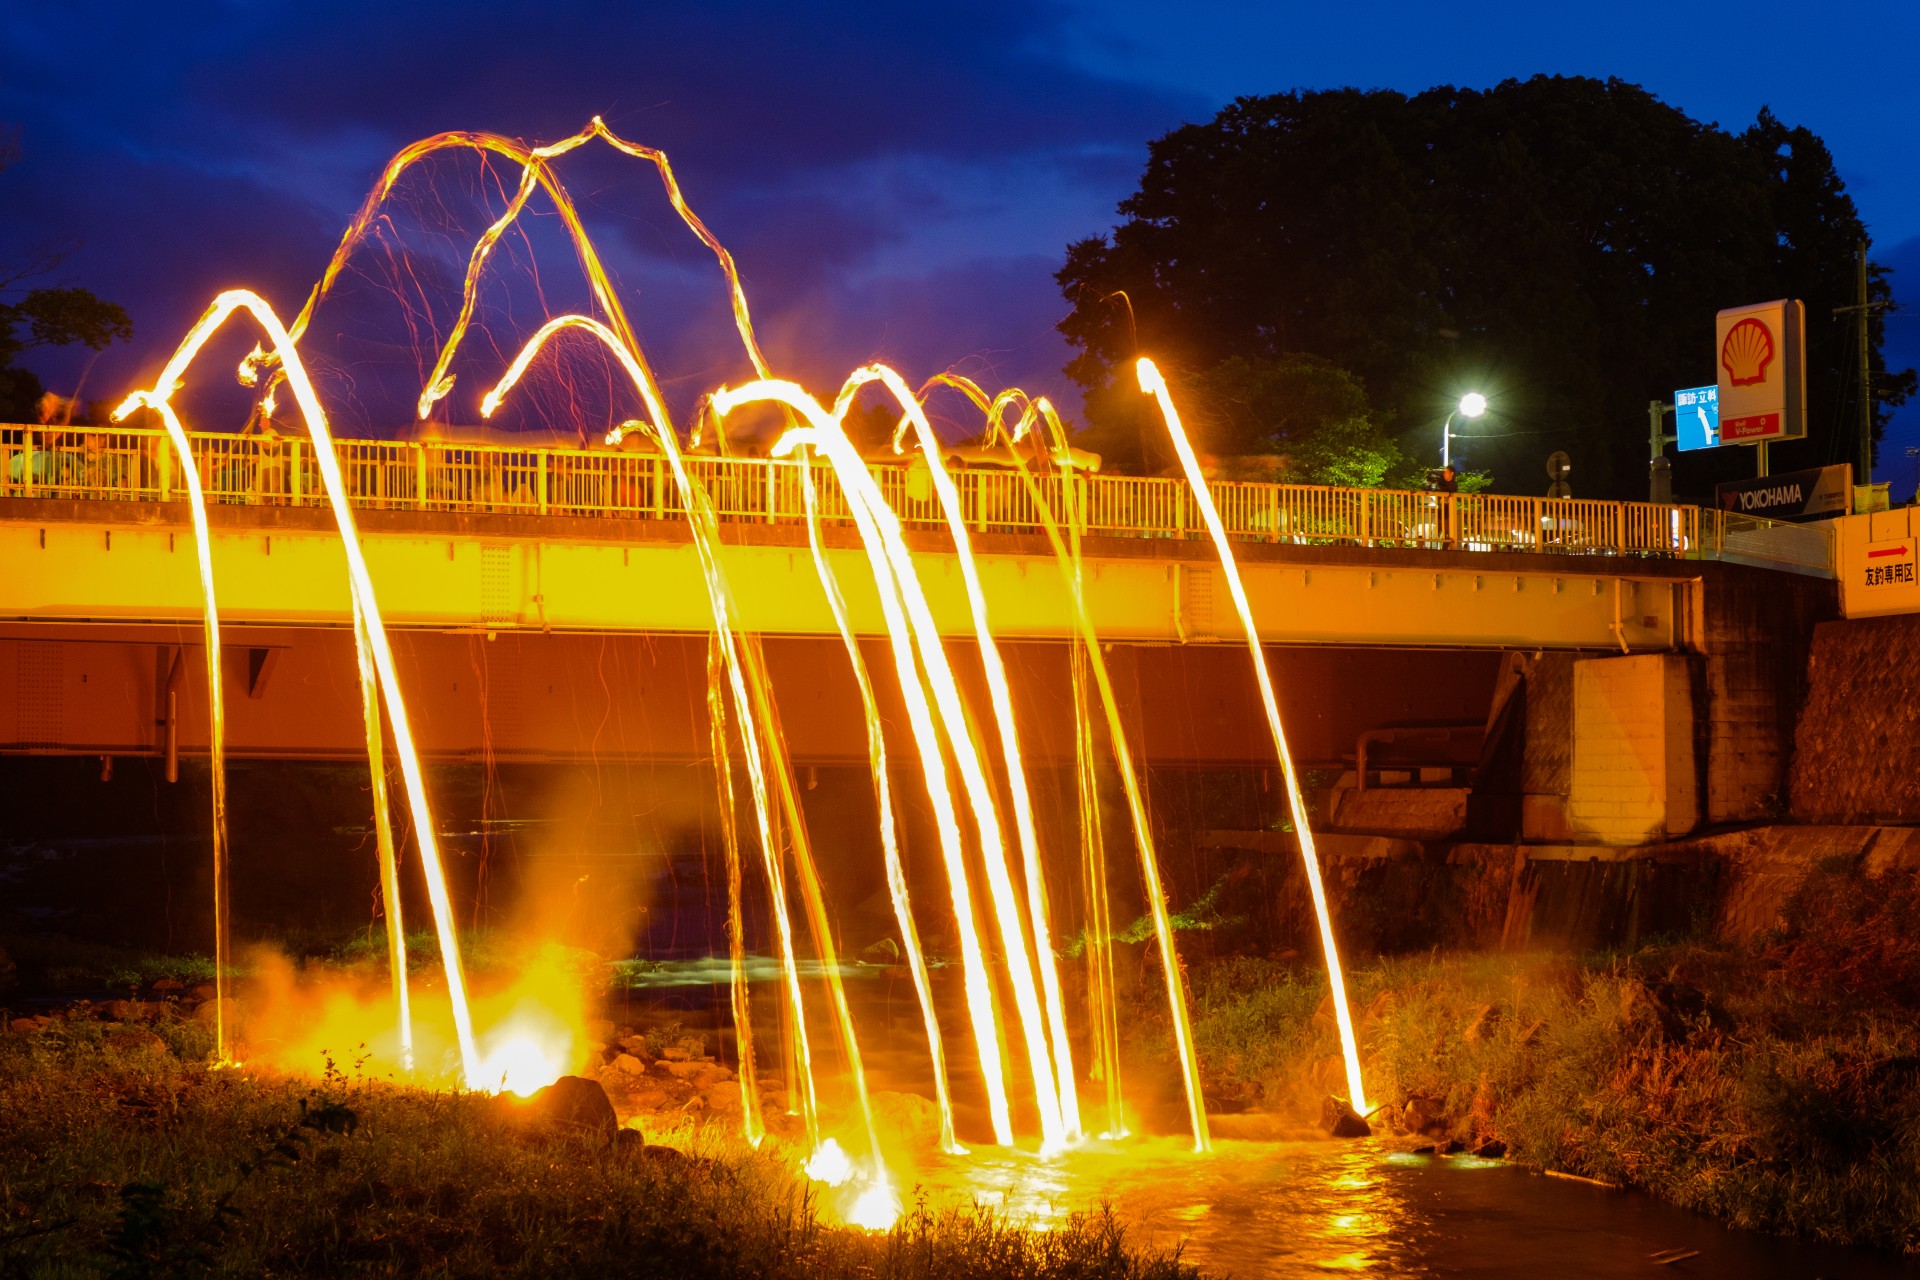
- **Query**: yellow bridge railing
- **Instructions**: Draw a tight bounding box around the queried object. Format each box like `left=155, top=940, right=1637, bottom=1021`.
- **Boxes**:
left=0, top=424, right=1833, bottom=575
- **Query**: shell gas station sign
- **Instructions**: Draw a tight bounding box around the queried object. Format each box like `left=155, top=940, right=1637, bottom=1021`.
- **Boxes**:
left=1716, top=299, right=1807, bottom=444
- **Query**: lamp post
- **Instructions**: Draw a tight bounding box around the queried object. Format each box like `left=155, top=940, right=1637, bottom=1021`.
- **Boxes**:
left=1441, top=392, right=1487, bottom=470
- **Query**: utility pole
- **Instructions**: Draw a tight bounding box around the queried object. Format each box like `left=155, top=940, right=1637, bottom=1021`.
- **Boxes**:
left=1834, top=241, right=1891, bottom=481
left=1648, top=400, right=1675, bottom=503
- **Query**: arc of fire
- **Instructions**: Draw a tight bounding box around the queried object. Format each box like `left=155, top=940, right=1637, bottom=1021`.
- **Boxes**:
left=484, top=315, right=887, bottom=1174
left=1137, top=355, right=1368, bottom=1113
left=115, top=289, right=480, bottom=1083
left=920, top=374, right=1208, bottom=1149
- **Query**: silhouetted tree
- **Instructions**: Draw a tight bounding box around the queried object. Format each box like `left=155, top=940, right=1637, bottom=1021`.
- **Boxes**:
left=1058, top=77, right=1915, bottom=498
left=0, top=129, right=133, bottom=421
left=1164, top=353, right=1422, bottom=487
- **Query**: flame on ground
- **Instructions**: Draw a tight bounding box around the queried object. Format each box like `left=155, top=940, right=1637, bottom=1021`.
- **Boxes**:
left=804, top=1138, right=901, bottom=1232
left=232, top=944, right=588, bottom=1096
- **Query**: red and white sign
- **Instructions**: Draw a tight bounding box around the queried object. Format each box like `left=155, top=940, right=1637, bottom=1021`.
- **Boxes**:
left=1862, top=539, right=1918, bottom=591
left=1716, top=300, right=1805, bottom=444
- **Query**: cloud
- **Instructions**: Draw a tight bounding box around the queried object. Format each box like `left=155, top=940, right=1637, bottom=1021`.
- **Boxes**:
left=182, top=1, right=1201, bottom=177
left=1, top=1, right=1202, bottom=425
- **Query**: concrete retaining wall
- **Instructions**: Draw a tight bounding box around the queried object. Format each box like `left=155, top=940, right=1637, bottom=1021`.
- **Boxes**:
left=1791, top=613, right=1920, bottom=823
left=1282, top=824, right=1920, bottom=959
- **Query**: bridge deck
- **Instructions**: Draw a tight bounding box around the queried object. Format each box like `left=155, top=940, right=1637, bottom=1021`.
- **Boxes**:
left=3, top=423, right=1833, bottom=576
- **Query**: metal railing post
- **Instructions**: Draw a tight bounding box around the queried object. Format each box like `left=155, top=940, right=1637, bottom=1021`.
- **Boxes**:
left=3, top=423, right=1841, bottom=578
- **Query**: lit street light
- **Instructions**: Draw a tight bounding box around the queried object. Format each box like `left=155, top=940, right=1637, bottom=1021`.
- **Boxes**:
left=1441, top=392, right=1486, bottom=469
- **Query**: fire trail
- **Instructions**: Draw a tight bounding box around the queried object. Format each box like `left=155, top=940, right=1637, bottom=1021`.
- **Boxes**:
left=112, top=119, right=1368, bottom=1226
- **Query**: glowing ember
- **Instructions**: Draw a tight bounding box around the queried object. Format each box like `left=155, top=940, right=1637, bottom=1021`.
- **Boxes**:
left=804, top=1137, right=857, bottom=1185
left=477, top=1035, right=567, bottom=1098
left=844, top=1180, right=903, bottom=1232
left=804, top=1138, right=901, bottom=1232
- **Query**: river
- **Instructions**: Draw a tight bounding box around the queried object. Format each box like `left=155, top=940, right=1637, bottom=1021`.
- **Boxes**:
left=897, top=1135, right=1912, bottom=1278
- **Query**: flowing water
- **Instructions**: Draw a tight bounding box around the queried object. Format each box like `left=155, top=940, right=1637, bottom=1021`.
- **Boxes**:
left=604, top=956, right=1913, bottom=1276
left=908, top=1138, right=1911, bottom=1279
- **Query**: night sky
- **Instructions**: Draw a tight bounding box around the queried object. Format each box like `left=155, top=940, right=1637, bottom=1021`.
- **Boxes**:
left=4, top=1, right=1918, bottom=475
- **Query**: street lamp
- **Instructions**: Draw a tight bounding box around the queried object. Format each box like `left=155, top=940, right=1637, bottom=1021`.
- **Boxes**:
left=1442, top=392, right=1487, bottom=470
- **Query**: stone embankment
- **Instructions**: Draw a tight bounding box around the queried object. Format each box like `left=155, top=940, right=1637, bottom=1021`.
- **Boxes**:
left=1791, top=612, right=1920, bottom=823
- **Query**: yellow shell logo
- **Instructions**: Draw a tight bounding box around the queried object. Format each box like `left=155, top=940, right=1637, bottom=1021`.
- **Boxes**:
left=1721, top=317, right=1775, bottom=387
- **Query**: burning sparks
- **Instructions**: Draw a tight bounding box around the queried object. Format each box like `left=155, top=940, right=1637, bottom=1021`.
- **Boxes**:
left=113, top=291, right=480, bottom=1085
left=477, top=1036, right=564, bottom=1098
left=126, top=121, right=1377, bottom=1220
left=804, top=1138, right=900, bottom=1232
left=109, top=391, right=231, bottom=1059
left=1137, top=356, right=1368, bottom=1114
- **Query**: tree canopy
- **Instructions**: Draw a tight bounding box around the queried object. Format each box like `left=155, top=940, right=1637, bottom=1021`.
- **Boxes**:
left=1058, top=76, right=1915, bottom=498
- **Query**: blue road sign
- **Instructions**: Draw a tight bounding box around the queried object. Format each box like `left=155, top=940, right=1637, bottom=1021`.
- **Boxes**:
left=1675, top=385, right=1720, bottom=451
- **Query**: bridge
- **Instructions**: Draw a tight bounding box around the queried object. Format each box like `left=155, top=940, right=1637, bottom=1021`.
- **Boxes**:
left=0, top=423, right=1837, bottom=824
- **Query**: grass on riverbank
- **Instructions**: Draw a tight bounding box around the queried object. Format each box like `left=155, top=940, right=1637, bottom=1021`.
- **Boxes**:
left=0, top=1024, right=1196, bottom=1279
left=1155, top=859, right=1920, bottom=1254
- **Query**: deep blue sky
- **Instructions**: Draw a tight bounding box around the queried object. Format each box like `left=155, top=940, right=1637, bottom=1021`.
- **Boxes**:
left=4, top=1, right=1918, bottom=475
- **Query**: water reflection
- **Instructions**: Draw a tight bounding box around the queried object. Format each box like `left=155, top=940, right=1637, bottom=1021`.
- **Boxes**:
left=903, top=1138, right=1908, bottom=1278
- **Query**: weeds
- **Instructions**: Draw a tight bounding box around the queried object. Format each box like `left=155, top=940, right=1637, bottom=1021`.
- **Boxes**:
left=1154, top=865, right=1920, bottom=1252
left=1, top=934, right=217, bottom=995
left=0, top=1031, right=1196, bottom=1279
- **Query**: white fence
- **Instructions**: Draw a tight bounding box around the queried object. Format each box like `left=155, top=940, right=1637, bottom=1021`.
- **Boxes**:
left=0, top=424, right=1833, bottom=575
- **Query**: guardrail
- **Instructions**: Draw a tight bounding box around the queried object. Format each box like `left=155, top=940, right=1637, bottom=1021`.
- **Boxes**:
left=0, top=424, right=1834, bottom=575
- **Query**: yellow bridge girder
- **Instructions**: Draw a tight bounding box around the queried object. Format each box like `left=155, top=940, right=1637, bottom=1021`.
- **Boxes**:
left=0, top=503, right=1688, bottom=651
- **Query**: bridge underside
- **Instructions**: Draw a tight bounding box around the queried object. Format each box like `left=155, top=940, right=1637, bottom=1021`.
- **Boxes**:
left=0, top=625, right=1501, bottom=768
left=0, top=498, right=1740, bottom=769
